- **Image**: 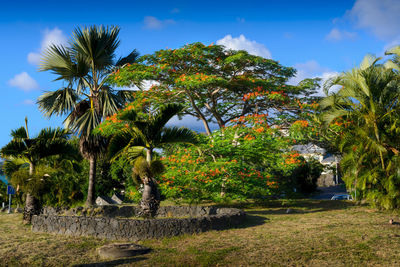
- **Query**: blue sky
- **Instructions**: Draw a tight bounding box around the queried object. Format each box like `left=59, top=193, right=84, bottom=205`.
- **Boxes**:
left=0, top=0, right=398, bottom=147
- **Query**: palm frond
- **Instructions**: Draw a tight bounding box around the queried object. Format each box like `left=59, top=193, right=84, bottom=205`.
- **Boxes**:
left=108, top=130, right=146, bottom=160
left=385, top=45, right=400, bottom=56
left=36, top=127, right=70, bottom=140
left=115, top=49, right=140, bottom=67
left=2, top=158, right=28, bottom=177
left=150, top=104, right=185, bottom=137
left=10, top=127, right=27, bottom=140
left=158, top=127, right=198, bottom=146
left=119, top=109, right=139, bottom=122
left=98, top=87, right=129, bottom=117
left=67, top=108, right=101, bottom=137
left=37, top=88, right=79, bottom=117
left=40, top=44, right=89, bottom=82
left=71, top=25, right=120, bottom=70
left=0, top=140, right=27, bottom=158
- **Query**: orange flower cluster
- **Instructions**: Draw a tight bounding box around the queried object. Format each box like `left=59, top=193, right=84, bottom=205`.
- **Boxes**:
left=164, top=153, right=204, bottom=165
left=266, top=181, right=278, bottom=188
left=284, top=152, right=303, bottom=165
left=178, top=73, right=212, bottom=82
left=179, top=74, right=187, bottom=81
left=244, top=134, right=255, bottom=140
left=193, top=73, right=210, bottom=81
left=255, top=127, right=265, bottom=133
left=192, top=168, right=226, bottom=184
left=105, top=113, right=122, bottom=123
left=232, top=113, right=268, bottom=124
left=242, top=90, right=288, bottom=101
left=293, top=120, right=309, bottom=127
left=242, top=91, right=263, bottom=101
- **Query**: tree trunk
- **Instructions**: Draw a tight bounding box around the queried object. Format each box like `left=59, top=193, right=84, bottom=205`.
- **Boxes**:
left=200, top=117, right=212, bottom=136
left=86, top=155, right=97, bottom=206
left=23, top=162, right=40, bottom=224
left=23, top=193, right=40, bottom=224
left=138, top=149, right=160, bottom=218
left=187, top=91, right=212, bottom=136
left=139, top=175, right=160, bottom=218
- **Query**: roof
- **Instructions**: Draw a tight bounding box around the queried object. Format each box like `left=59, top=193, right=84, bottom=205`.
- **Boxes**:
left=321, top=153, right=341, bottom=163
left=292, top=143, right=326, bottom=155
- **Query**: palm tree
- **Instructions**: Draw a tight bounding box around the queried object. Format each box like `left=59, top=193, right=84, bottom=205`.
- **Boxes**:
left=0, top=118, right=78, bottom=223
left=38, top=25, right=139, bottom=205
left=321, top=55, right=400, bottom=208
left=106, top=104, right=198, bottom=217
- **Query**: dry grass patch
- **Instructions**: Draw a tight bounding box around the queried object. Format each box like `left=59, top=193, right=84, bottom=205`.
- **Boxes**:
left=1, top=200, right=400, bottom=266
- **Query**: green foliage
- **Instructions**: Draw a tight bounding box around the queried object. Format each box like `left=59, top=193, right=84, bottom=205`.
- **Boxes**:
left=96, top=103, right=198, bottom=205
left=37, top=25, right=140, bottom=205
left=321, top=54, right=400, bottom=209
left=110, top=42, right=320, bottom=134
left=0, top=121, right=84, bottom=207
left=38, top=25, right=136, bottom=138
left=158, top=115, right=322, bottom=202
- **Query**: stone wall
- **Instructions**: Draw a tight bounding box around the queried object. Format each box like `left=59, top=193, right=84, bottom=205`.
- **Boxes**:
left=32, top=206, right=246, bottom=241
left=41, top=205, right=229, bottom=218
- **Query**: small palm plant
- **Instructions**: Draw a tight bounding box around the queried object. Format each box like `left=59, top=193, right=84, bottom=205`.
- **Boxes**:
left=101, top=103, right=198, bottom=217
left=0, top=118, right=78, bottom=223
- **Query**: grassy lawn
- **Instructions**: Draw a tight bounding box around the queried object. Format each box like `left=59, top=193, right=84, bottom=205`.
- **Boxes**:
left=1, top=200, right=400, bottom=266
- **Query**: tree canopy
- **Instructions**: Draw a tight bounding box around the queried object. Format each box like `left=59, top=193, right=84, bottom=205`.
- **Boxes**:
left=110, top=42, right=319, bottom=135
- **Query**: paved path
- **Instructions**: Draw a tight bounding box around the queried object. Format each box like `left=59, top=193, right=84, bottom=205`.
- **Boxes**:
left=312, top=185, right=348, bottom=200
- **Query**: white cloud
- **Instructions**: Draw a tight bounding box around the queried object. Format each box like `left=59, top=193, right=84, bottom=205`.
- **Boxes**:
left=27, top=27, right=68, bottom=65
left=216, top=34, right=272, bottom=59
left=143, top=16, right=175, bottom=29
left=8, top=72, right=39, bottom=92
left=289, top=61, right=339, bottom=96
left=236, top=17, right=245, bottom=23
left=27, top=53, right=41, bottom=65
left=290, top=60, right=330, bottom=85
left=348, top=0, right=400, bottom=39
left=325, top=28, right=357, bottom=41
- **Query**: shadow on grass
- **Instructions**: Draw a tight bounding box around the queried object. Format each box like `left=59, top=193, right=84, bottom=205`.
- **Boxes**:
left=213, top=199, right=364, bottom=217
left=73, top=256, right=147, bottom=267
left=236, top=214, right=269, bottom=229
left=243, top=199, right=361, bottom=216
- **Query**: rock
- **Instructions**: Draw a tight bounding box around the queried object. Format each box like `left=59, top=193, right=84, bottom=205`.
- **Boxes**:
left=96, top=196, right=114, bottom=206
left=97, top=243, right=151, bottom=260
left=111, top=193, right=124, bottom=205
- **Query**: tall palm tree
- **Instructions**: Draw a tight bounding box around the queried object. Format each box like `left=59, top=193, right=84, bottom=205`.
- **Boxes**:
left=0, top=118, right=78, bottom=223
left=321, top=55, right=400, bottom=208
left=106, top=104, right=198, bottom=217
left=38, top=25, right=139, bottom=205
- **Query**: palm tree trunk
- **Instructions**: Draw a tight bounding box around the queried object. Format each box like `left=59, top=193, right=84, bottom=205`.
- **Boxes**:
left=86, top=155, right=97, bottom=206
left=139, top=175, right=160, bottom=218
left=23, top=193, right=40, bottom=224
left=139, top=149, right=160, bottom=217
left=23, top=163, right=40, bottom=224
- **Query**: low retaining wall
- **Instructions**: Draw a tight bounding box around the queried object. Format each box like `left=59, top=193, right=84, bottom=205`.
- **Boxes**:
left=41, top=205, right=234, bottom=218
left=32, top=206, right=246, bottom=241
